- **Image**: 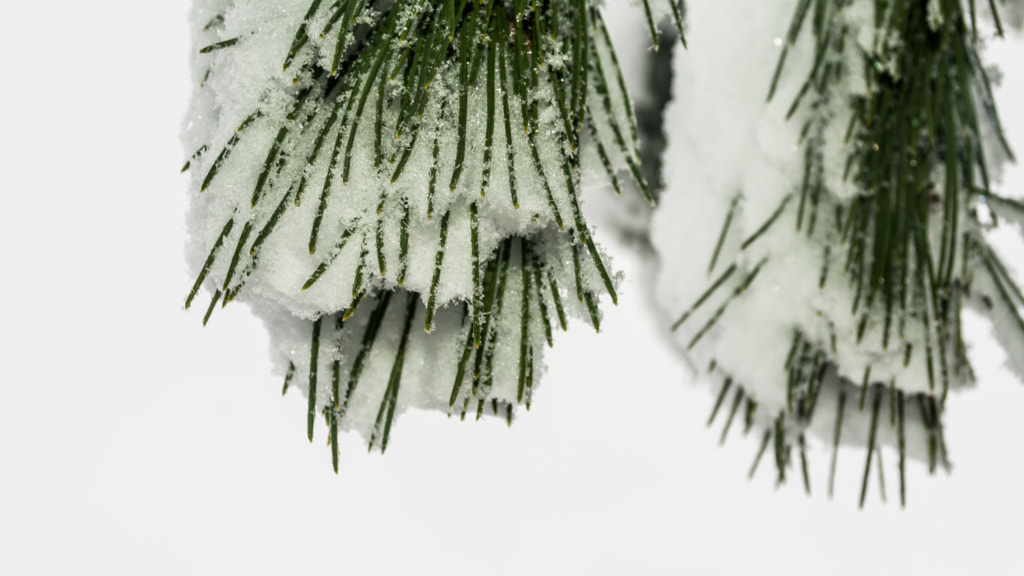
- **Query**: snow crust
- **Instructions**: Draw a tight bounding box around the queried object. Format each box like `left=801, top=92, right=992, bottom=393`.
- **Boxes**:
left=652, top=0, right=1023, bottom=464
left=183, top=0, right=643, bottom=447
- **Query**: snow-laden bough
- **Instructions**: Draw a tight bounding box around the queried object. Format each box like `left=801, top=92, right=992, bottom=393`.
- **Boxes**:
left=182, top=0, right=681, bottom=470
left=654, top=0, right=1023, bottom=506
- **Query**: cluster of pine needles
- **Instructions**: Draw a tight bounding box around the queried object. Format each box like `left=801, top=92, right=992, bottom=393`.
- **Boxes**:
left=673, top=0, right=1021, bottom=507
left=184, top=0, right=683, bottom=470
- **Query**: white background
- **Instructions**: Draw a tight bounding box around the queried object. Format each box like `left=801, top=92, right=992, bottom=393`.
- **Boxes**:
left=3, top=1, right=1024, bottom=574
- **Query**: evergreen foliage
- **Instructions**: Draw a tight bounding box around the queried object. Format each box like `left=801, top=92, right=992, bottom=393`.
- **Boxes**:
left=184, top=0, right=682, bottom=469
left=663, top=0, right=1022, bottom=506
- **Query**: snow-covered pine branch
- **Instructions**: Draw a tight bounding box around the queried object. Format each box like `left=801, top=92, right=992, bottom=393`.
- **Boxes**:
left=654, top=0, right=1023, bottom=506
left=183, top=0, right=680, bottom=469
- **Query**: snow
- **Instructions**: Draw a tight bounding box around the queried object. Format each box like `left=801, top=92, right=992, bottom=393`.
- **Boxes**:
left=651, top=0, right=1024, bottom=471
left=183, top=0, right=640, bottom=445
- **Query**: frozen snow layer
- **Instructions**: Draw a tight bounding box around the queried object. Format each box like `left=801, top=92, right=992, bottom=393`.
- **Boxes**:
left=653, top=0, right=1023, bottom=498
left=182, top=0, right=657, bottom=455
